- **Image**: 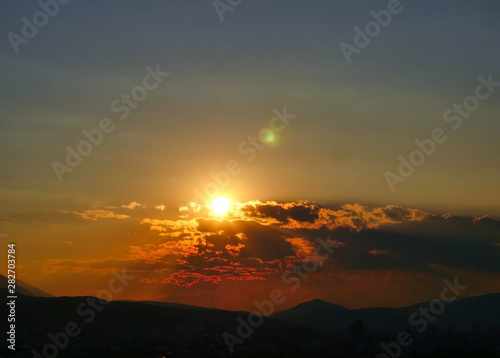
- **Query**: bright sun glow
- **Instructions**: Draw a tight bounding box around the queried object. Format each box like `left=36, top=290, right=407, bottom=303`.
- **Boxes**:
left=211, top=196, right=231, bottom=216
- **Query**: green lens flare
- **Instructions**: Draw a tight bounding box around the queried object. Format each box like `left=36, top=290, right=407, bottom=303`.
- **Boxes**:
left=264, top=132, right=275, bottom=143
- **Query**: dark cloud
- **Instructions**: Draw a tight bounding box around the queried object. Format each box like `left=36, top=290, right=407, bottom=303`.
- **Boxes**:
left=241, top=201, right=320, bottom=224
left=59, top=201, right=500, bottom=288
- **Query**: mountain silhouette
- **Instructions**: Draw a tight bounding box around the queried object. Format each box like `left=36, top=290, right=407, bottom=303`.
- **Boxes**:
left=2, top=289, right=499, bottom=356
left=271, top=293, right=500, bottom=332
left=272, top=298, right=349, bottom=325
left=0, top=274, right=52, bottom=297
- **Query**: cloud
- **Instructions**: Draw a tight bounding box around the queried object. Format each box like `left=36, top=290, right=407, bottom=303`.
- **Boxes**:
left=154, top=204, right=165, bottom=211
left=162, top=267, right=266, bottom=288
left=316, top=204, right=430, bottom=231
left=43, top=257, right=136, bottom=275
left=286, top=237, right=315, bottom=257
left=70, top=210, right=130, bottom=221
left=473, top=215, right=500, bottom=225
left=241, top=201, right=320, bottom=224
left=56, top=200, right=500, bottom=292
left=129, top=239, right=201, bottom=262
left=140, top=218, right=199, bottom=236
left=178, top=202, right=203, bottom=217
left=368, top=249, right=392, bottom=256
left=121, top=201, right=143, bottom=210
left=191, top=201, right=430, bottom=231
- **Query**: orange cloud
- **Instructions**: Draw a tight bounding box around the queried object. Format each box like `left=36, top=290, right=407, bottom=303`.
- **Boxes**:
left=129, top=239, right=201, bottom=262
left=162, top=267, right=266, bottom=287
left=140, top=218, right=199, bottom=236
left=315, top=204, right=430, bottom=231
left=70, top=210, right=129, bottom=220
left=286, top=237, right=315, bottom=257
left=225, top=243, right=245, bottom=257
left=194, top=201, right=431, bottom=231
left=121, top=201, right=143, bottom=209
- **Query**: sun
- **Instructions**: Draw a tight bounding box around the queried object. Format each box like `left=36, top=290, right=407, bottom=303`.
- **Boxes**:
left=211, top=196, right=231, bottom=216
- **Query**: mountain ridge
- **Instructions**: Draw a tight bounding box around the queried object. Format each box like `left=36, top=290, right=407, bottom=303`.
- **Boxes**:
left=271, top=292, right=500, bottom=332
left=0, top=274, right=52, bottom=297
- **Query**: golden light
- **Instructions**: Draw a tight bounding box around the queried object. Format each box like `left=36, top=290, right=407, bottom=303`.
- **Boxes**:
left=211, top=196, right=231, bottom=216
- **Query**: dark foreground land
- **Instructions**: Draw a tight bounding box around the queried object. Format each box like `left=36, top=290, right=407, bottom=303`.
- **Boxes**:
left=2, top=290, right=500, bottom=357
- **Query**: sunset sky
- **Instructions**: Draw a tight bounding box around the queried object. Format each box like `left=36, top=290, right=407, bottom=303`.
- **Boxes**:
left=0, top=1, right=499, bottom=311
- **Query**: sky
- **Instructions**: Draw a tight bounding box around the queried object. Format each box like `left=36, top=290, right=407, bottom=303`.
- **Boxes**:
left=0, top=0, right=499, bottom=311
